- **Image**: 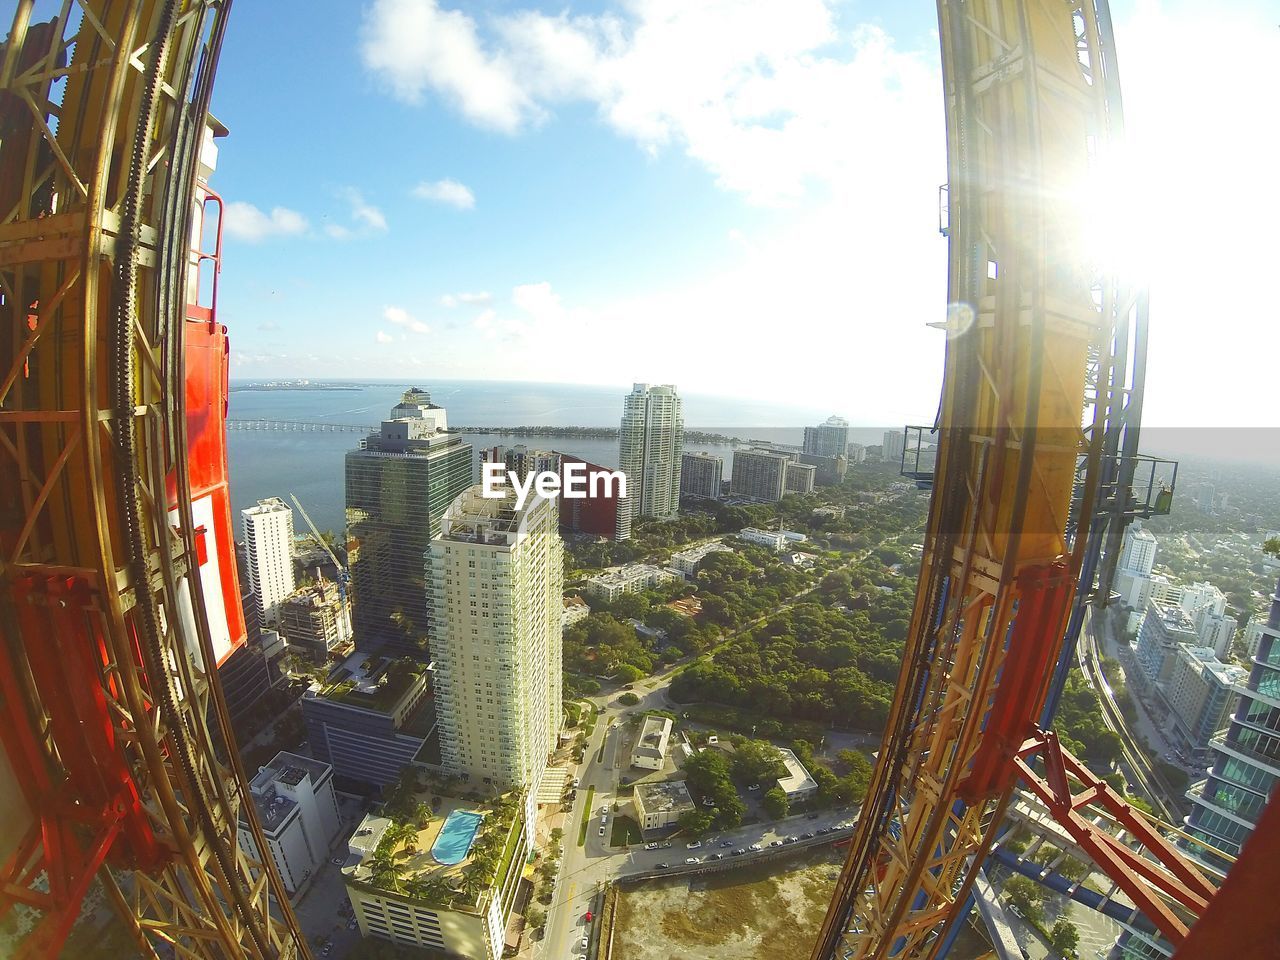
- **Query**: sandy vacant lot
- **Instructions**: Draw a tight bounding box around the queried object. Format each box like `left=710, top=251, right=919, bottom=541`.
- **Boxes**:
left=612, top=849, right=842, bottom=960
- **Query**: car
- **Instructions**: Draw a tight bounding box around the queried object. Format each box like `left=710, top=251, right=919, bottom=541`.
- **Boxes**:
left=731, top=848, right=745, bottom=856
left=644, top=842, right=658, bottom=850
left=803, top=832, right=816, bottom=839
left=707, top=735, right=718, bottom=744
left=600, top=815, right=608, bottom=825
left=598, top=826, right=606, bottom=837
left=770, top=840, right=783, bottom=847
left=572, top=777, right=581, bottom=788
left=685, top=857, right=699, bottom=864
left=584, top=911, right=593, bottom=922
left=749, top=843, right=762, bottom=851
left=709, top=853, right=723, bottom=860
left=600, top=805, right=609, bottom=815
left=720, top=840, right=732, bottom=847
left=747, top=783, right=761, bottom=791
left=701, top=798, right=716, bottom=807
left=347, top=919, right=357, bottom=930
left=660, top=841, right=672, bottom=848
left=807, top=812, right=820, bottom=820
left=582, top=937, right=589, bottom=948
left=687, top=840, right=702, bottom=849
left=818, top=827, right=832, bottom=834
left=656, top=862, right=669, bottom=869
left=784, top=836, right=797, bottom=844
left=1009, top=904, right=1023, bottom=919
left=321, top=947, right=331, bottom=958
left=330, top=857, right=344, bottom=865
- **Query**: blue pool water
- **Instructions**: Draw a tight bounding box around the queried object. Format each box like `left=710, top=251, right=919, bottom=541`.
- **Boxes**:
left=431, top=810, right=485, bottom=866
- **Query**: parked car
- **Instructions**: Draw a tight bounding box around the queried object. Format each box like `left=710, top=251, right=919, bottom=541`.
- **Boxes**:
left=685, top=857, right=699, bottom=864
left=701, top=798, right=716, bottom=807
left=720, top=840, right=732, bottom=847
left=749, top=843, right=762, bottom=851
left=598, top=826, right=606, bottom=837
left=784, top=836, right=797, bottom=844
left=600, top=805, right=609, bottom=815
left=330, top=857, right=344, bottom=865
left=660, top=841, right=672, bottom=848
left=656, top=862, right=669, bottom=869
left=644, top=842, right=659, bottom=850
left=803, top=832, right=816, bottom=839
left=687, top=840, right=702, bottom=849
left=572, top=777, right=581, bottom=788
left=731, top=848, right=746, bottom=856
left=600, top=815, right=608, bottom=825
left=709, top=853, right=723, bottom=860
left=747, top=784, right=761, bottom=791
left=584, top=911, right=593, bottom=922
left=770, top=840, right=783, bottom=847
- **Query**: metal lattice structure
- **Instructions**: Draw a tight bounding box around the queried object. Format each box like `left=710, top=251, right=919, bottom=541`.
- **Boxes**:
left=811, top=1, right=1214, bottom=957
left=0, top=2, right=307, bottom=957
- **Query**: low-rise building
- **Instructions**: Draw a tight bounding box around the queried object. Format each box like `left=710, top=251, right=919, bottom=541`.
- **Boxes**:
left=669, top=541, right=733, bottom=578
left=301, top=652, right=435, bottom=788
left=665, top=596, right=702, bottom=618
left=582, top=563, right=675, bottom=602
left=630, top=715, right=674, bottom=771
left=237, top=751, right=342, bottom=894
left=562, top=595, right=591, bottom=628
left=633, top=780, right=695, bottom=831
left=343, top=791, right=529, bottom=960
left=738, top=527, right=808, bottom=552
left=775, top=747, right=818, bottom=802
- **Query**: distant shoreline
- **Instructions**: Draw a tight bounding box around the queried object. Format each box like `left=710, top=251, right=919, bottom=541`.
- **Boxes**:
left=453, top=426, right=741, bottom=445
left=231, top=384, right=364, bottom=392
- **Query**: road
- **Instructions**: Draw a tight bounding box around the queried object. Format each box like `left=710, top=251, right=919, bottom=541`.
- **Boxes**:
left=1077, top=607, right=1180, bottom=820
left=536, top=686, right=857, bottom=960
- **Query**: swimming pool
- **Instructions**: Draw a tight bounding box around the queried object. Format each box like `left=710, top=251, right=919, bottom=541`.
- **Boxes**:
left=431, top=810, right=485, bottom=865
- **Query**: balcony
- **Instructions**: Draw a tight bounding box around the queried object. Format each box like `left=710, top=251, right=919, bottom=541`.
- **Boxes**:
left=1208, top=733, right=1280, bottom=777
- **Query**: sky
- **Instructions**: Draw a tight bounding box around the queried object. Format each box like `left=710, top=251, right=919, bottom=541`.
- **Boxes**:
left=208, top=0, right=1279, bottom=429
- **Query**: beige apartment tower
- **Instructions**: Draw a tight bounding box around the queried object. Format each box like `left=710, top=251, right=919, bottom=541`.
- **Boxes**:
left=425, top=487, right=563, bottom=792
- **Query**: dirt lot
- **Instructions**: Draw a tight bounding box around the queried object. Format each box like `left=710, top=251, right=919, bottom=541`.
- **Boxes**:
left=611, top=848, right=842, bottom=960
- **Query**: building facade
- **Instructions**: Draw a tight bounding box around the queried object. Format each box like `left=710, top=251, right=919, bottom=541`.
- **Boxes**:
left=1134, top=601, right=1201, bottom=689
left=798, top=451, right=847, bottom=486
left=803, top=415, right=850, bottom=458
left=557, top=452, right=629, bottom=541
left=680, top=452, right=724, bottom=500
left=426, top=487, right=563, bottom=792
left=301, top=654, right=434, bottom=788
left=241, top=497, right=296, bottom=626
left=1184, top=575, right=1280, bottom=868
left=278, top=576, right=353, bottom=662
left=630, top=715, right=673, bottom=771
left=784, top=461, right=817, bottom=495
left=581, top=563, right=675, bottom=602
left=346, top=389, right=474, bottom=656
left=618, top=383, right=684, bottom=527
left=632, top=780, right=695, bottom=831
left=1163, top=646, right=1245, bottom=758
left=669, top=541, right=733, bottom=578
left=882, top=429, right=906, bottom=465
left=237, top=751, right=342, bottom=894
left=730, top=448, right=791, bottom=502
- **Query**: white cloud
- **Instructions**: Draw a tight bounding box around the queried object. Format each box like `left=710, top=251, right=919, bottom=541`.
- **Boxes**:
left=339, top=187, right=388, bottom=232
left=512, top=281, right=564, bottom=321
left=359, top=1, right=936, bottom=205
left=224, top=202, right=309, bottom=241
left=359, top=0, right=537, bottom=132
left=383, top=305, right=430, bottom=335
left=325, top=223, right=352, bottom=239
left=376, top=330, right=394, bottom=343
left=413, top=178, right=476, bottom=209
left=441, top=291, right=492, bottom=307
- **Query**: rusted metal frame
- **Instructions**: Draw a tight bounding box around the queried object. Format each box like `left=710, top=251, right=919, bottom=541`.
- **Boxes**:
left=5, top=421, right=80, bottom=565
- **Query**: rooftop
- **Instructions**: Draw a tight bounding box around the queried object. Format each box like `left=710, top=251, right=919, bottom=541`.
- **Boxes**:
left=776, top=747, right=818, bottom=796
left=318, top=652, right=430, bottom=713
left=634, top=779, right=695, bottom=814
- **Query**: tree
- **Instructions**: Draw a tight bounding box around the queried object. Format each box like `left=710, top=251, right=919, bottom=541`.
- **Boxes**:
left=526, top=905, right=547, bottom=932
left=618, top=692, right=640, bottom=706
left=614, top=663, right=645, bottom=683
left=731, top=740, right=786, bottom=784
left=762, top=786, right=790, bottom=819
left=1049, top=917, right=1080, bottom=956
left=1004, top=875, right=1046, bottom=925
left=678, top=809, right=714, bottom=836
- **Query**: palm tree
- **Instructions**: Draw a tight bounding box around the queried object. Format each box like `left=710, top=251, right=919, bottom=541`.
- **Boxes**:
left=369, top=853, right=405, bottom=893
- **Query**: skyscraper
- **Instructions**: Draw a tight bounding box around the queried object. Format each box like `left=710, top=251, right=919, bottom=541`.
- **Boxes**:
left=1184, top=573, right=1280, bottom=868
left=345, top=389, right=473, bottom=656
left=680, top=452, right=723, bottom=500
left=803, top=415, right=850, bottom=458
left=618, top=383, right=683, bottom=528
left=426, top=486, right=563, bottom=791
left=882, top=429, right=907, bottom=465
left=241, top=497, right=296, bottom=626
left=730, top=448, right=791, bottom=502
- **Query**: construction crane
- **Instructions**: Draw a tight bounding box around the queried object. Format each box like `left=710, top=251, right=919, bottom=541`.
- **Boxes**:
left=289, top=492, right=350, bottom=599
left=1, top=2, right=1277, bottom=960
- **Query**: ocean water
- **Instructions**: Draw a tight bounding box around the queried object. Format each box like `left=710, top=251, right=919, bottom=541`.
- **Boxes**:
left=226, top=379, right=889, bottom=533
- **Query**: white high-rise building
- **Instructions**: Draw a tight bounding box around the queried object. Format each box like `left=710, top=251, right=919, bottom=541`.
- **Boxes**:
left=426, top=486, right=563, bottom=792
left=237, top=751, right=341, bottom=894
left=882, top=429, right=906, bottom=464
left=241, top=497, right=296, bottom=626
left=1119, top=522, right=1158, bottom=577
left=619, top=383, right=684, bottom=527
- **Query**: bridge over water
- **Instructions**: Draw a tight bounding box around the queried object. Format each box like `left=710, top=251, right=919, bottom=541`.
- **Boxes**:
left=227, top=419, right=374, bottom=433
